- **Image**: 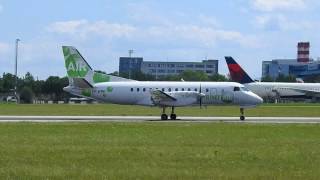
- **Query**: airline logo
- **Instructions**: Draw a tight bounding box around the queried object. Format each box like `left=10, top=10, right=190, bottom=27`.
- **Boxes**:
left=106, top=86, right=113, bottom=93
left=228, top=63, right=245, bottom=82
left=225, top=57, right=254, bottom=84
left=63, top=47, right=89, bottom=78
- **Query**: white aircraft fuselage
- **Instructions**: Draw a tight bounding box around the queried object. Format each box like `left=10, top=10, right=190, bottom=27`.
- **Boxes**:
left=245, top=82, right=320, bottom=99
left=64, top=81, right=263, bottom=108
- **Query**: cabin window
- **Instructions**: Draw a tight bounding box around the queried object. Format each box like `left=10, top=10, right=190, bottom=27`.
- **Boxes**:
left=206, top=89, right=209, bottom=92
left=162, top=88, right=165, bottom=91
left=234, top=87, right=240, bottom=91
left=195, top=88, right=198, bottom=92
left=131, top=88, right=133, bottom=92
left=175, top=88, right=178, bottom=91
left=188, top=88, right=191, bottom=91
left=143, top=88, right=146, bottom=92
left=168, top=88, right=171, bottom=92
left=137, top=88, right=140, bottom=92
left=182, top=88, right=184, bottom=91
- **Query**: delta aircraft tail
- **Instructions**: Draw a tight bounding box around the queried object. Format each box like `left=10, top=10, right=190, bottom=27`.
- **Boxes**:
left=62, top=46, right=134, bottom=88
left=225, top=56, right=254, bottom=84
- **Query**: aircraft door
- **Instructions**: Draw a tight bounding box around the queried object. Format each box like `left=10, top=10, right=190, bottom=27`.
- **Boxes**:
left=207, top=88, right=217, bottom=104
left=221, top=88, right=234, bottom=104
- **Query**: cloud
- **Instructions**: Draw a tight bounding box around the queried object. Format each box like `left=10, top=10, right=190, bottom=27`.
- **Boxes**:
left=255, top=14, right=316, bottom=31
left=252, top=0, right=307, bottom=11
left=47, top=19, right=259, bottom=48
left=46, top=20, right=136, bottom=40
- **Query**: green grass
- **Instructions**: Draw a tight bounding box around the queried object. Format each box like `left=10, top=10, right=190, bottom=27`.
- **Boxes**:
left=0, top=122, right=320, bottom=179
left=1, top=103, right=320, bottom=117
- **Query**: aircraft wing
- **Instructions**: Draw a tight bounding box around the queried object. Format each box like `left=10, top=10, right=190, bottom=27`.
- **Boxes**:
left=285, top=87, right=320, bottom=97
left=150, top=90, right=176, bottom=104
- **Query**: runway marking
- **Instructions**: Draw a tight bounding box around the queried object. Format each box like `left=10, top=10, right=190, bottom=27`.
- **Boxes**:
left=1, top=116, right=320, bottom=124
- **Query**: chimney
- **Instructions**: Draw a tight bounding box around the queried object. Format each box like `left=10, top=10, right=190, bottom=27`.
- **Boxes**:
left=297, top=42, right=310, bottom=63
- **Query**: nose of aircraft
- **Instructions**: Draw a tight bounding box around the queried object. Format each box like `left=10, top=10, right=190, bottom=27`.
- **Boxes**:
left=251, top=93, right=263, bottom=105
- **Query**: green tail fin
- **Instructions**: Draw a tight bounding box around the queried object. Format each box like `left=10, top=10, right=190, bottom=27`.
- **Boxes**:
left=62, top=46, right=93, bottom=78
left=62, top=46, right=137, bottom=87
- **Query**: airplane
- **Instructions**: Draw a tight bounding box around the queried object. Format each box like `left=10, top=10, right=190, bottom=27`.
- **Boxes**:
left=62, top=46, right=263, bottom=120
left=225, top=56, right=320, bottom=100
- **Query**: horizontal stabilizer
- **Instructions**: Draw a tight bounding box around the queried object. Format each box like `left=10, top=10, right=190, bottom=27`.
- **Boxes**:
left=69, top=78, right=93, bottom=88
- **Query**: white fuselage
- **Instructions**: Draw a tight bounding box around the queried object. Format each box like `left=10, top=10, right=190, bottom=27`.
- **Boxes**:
left=245, top=82, right=320, bottom=99
left=64, top=81, right=263, bottom=108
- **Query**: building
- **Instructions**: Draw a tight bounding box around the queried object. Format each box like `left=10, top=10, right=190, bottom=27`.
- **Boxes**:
left=141, top=60, right=218, bottom=79
left=119, top=57, right=143, bottom=76
left=262, top=59, right=320, bottom=79
left=262, top=42, right=320, bottom=80
left=119, top=57, right=219, bottom=79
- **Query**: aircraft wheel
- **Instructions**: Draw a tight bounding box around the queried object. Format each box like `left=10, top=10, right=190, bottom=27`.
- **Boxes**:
left=161, top=114, right=168, bottom=120
left=240, top=116, right=245, bottom=121
left=170, top=114, right=177, bottom=120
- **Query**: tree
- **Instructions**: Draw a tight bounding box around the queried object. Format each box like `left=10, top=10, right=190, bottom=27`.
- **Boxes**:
left=42, top=76, right=69, bottom=101
left=179, top=70, right=209, bottom=81
left=261, top=75, right=274, bottom=82
left=209, top=74, right=228, bottom=82
left=19, top=86, right=34, bottom=104
left=1, top=73, right=15, bottom=92
left=276, top=74, right=296, bottom=82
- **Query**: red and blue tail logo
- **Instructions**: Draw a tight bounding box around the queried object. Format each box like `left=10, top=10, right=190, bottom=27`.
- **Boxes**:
left=225, top=57, right=254, bottom=84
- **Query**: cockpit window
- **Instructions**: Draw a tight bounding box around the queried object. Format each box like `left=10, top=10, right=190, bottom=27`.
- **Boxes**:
left=234, top=87, right=240, bottom=91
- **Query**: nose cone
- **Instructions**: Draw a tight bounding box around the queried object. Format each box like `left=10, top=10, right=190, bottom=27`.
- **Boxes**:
left=253, top=93, right=263, bottom=105
left=242, top=92, right=263, bottom=107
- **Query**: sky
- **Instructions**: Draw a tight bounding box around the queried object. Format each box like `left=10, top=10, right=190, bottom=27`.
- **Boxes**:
left=1, top=0, right=320, bottom=80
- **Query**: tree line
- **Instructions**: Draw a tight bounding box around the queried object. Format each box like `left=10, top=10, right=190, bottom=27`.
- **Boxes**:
left=0, top=72, right=69, bottom=103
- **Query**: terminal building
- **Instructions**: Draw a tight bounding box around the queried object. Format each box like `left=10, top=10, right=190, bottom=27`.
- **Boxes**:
left=119, top=56, right=218, bottom=79
left=262, top=42, right=320, bottom=79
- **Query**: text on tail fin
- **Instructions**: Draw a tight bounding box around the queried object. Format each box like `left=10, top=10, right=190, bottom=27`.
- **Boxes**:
left=63, top=46, right=92, bottom=78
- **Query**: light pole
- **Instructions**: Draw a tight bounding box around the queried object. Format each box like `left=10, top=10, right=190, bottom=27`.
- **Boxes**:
left=14, top=38, right=20, bottom=102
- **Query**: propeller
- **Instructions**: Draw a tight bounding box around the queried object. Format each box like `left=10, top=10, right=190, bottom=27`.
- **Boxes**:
left=199, top=83, right=202, bottom=109
left=198, top=83, right=206, bottom=109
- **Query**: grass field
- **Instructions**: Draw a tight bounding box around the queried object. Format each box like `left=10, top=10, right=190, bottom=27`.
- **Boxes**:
left=0, top=122, right=319, bottom=179
left=1, top=103, right=320, bottom=117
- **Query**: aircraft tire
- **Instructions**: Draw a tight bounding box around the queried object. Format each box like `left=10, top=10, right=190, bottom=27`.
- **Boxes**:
left=170, top=114, right=177, bottom=120
left=161, top=114, right=168, bottom=120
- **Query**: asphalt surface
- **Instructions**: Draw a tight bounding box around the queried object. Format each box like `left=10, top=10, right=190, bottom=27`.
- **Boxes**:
left=1, top=116, right=320, bottom=124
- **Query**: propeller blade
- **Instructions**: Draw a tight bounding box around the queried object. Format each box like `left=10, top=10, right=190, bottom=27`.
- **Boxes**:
left=199, top=83, right=202, bottom=109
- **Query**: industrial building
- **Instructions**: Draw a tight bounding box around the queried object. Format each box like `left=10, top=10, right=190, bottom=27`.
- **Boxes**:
left=119, top=56, right=218, bottom=79
left=262, top=42, right=320, bottom=79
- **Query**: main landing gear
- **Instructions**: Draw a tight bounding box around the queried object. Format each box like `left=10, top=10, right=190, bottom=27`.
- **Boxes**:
left=161, top=107, right=177, bottom=120
left=240, top=108, right=245, bottom=121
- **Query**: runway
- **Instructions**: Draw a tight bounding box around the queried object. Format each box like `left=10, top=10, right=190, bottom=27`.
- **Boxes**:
left=1, top=116, right=320, bottom=124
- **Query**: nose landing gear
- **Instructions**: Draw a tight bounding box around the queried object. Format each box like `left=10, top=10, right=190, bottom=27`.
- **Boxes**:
left=240, top=108, right=245, bottom=121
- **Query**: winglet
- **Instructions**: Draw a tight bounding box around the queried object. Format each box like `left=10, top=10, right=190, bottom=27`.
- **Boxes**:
left=225, top=56, right=254, bottom=84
